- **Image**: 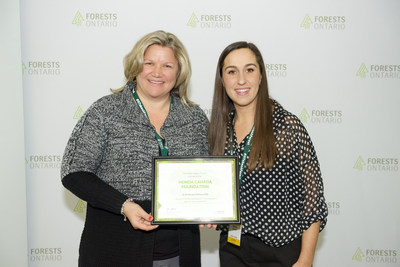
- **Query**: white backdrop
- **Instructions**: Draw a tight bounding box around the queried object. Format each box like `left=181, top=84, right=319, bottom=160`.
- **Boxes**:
left=20, top=0, right=400, bottom=266
left=1, top=0, right=28, bottom=266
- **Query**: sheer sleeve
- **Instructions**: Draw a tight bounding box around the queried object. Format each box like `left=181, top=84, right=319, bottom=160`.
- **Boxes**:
left=281, top=114, right=328, bottom=232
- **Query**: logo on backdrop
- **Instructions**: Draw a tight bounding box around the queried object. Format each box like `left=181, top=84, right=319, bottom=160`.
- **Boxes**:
left=187, top=12, right=200, bottom=28
left=266, top=64, right=288, bottom=78
left=352, top=247, right=398, bottom=264
left=30, top=248, right=62, bottom=262
left=201, top=108, right=213, bottom=119
left=356, top=63, right=400, bottom=79
left=327, top=201, right=341, bottom=216
left=27, top=155, right=61, bottom=169
left=299, top=108, right=342, bottom=124
left=353, top=156, right=398, bottom=172
left=74, top=199, right=87, bottom=213
left=72, top=10, right=118, bottom=27
left=22, top=62, right=27, bottom=74
left=186, top=12, right=231, bottom=29
left=22, top=61, right=61, bottom=75
left=72, top=11, right=84, bottom=26
left=353, top=247, right=365, bottom=262
left=74, top=106, right=85, bottom=120
left=300, top=13, right=346, bottom=30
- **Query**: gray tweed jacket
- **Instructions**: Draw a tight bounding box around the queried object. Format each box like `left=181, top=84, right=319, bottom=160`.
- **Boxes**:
left=61, top=83, right=209, bottom=200
left=60, top=83, right=208, bottom=266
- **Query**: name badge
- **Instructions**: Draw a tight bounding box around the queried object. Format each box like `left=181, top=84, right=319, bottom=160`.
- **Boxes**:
left=227, top=223, right=242, bottom=246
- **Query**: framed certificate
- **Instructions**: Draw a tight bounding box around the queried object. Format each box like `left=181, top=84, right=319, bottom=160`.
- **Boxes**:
left=151, top=156, right=240, bottom=224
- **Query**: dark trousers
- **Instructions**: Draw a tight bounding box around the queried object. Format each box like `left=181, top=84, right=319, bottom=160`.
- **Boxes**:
left=219, top=233, right=301, bottom=267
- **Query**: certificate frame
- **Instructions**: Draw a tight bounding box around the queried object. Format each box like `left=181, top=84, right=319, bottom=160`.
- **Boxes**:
left=151, top=156, right=240, bottom=225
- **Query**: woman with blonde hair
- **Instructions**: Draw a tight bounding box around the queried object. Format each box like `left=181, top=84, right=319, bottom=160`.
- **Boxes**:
left=61, top=30, right=208, bottom=267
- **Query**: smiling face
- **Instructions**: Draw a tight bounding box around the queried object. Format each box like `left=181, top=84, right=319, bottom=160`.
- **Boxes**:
left=222, top=48, right=261, bottom=111
left=136, top=44, right=179, bottom=101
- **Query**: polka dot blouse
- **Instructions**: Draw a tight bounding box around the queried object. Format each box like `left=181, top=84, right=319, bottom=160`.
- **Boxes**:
left=220, top=100, right=328, bottom=247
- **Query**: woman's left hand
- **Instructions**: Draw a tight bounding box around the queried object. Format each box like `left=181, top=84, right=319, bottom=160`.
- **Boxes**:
left=123, top=201, right=159, bottom=231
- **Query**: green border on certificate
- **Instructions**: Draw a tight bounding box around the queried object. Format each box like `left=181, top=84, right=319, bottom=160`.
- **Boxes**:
left=151, top=156, right=240, bottom=224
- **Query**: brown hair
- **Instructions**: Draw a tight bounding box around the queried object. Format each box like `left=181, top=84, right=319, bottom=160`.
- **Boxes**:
left=208, top=41, right=276, bottom=171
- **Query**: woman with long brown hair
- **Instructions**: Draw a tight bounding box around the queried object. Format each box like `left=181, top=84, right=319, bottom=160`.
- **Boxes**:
left=209, top=41, right=328, bottom=267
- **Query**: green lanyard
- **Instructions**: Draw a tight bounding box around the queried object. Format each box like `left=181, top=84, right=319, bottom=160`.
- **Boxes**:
left=131, top=86, right=172, bottom=156
left=229, top=118, right=255, bottom=184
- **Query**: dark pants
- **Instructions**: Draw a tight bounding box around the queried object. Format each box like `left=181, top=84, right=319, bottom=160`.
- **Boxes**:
left=219, top=233, right=301, bottom=267
left=153, top=256, right=179, bottom=267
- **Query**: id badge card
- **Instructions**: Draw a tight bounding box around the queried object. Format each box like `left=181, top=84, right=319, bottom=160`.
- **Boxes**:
left=227, top=224, right=242, bottom=246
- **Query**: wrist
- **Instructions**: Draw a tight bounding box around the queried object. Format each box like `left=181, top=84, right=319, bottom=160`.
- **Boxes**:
left=296, top=257, right=313, bottom=267
left=120, top=198, right=134, bottom=221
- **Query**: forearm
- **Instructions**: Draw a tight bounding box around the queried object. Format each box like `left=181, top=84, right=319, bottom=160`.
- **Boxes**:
left=295, top=221, right=321, bottom=267
left=62, top=171, right=127, bottom=214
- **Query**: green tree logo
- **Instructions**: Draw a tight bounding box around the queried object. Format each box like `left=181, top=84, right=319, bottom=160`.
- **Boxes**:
left=72, top=11, right=84, bottom=26
left=352, top=247, right=365, bottom=262
left=74, top=199, right=86, bottom=213
left=73, top=106, right=84, bottom=120
left=187, top=12, right=199, bottom=28
left=356, top=63, right=368, bottom=78
left=353, top=156, right=366, bottom=171
left=299, top=108, right=310, bottom=123
left=300, top=14, right=313, bottom=29
left=22, top=61, right=27, bottom=75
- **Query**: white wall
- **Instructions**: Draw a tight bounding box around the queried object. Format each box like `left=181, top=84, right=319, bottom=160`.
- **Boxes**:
left=0, top=0, right=28, bottom=266
left=14, top=0, right=400, bottom=266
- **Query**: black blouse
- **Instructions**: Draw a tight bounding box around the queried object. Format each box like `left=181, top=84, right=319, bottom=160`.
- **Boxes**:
left=220, top=100, right=328, bottom=247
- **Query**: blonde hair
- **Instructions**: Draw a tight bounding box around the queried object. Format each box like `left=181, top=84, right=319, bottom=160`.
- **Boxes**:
left=113, top=30, right=193, bottom=106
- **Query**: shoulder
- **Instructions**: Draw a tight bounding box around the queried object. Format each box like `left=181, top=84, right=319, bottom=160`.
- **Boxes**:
left=92, top=90, right=124, bottom=109
left=272, top=100, right=318, bottom=159
left=190, top=104, right=208, bottom=121
left=188, top=104, right=209, bottom=129
left=272, top=100, right=308, bottom=135
left=86, top=89, right=127, bottom=118
left=173, top=97, right=209, bottom=124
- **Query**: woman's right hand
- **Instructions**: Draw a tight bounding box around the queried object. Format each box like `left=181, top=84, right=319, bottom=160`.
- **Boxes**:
left=123, top=201, right=159, bottom=231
